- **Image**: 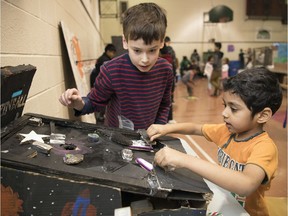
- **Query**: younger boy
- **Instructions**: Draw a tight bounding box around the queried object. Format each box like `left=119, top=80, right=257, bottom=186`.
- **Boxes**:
left=59, top=3, right=173, bottom=130
left=147, top=68, right=282, bottom=216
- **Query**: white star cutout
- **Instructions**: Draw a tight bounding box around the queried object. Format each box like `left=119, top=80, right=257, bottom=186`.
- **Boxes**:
left=18, top=130, right=50, bottom=144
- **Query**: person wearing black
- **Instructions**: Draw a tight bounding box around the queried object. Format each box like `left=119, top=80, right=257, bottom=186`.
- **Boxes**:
left=211, top=42, right=223, bottom=96
left=90, top=43, right=116, bottom=123
left=164, top=36, right=177, bottom=122
left=90, top=44, right=116, bottom=88
left=190, top=49, right=200, bottom=66
left=239, top=49, right=245, bottom=69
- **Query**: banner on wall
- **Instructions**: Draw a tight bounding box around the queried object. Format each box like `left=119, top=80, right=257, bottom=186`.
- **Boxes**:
left=60, top=21, right=95, bottom=123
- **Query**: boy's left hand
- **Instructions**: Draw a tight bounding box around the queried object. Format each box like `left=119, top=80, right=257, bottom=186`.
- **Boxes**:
left=154, top=146, right=186, bottom=171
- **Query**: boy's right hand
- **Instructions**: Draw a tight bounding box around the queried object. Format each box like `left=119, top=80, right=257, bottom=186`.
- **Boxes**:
left=147, top=124, right=168, bottom=141
left=58, top=88, right=85, bottom=111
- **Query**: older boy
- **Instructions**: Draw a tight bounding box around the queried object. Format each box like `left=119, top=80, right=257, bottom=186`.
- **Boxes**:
left=59, top=3, right=173, bottom=130
left=147, top=68, right=282, bottom=216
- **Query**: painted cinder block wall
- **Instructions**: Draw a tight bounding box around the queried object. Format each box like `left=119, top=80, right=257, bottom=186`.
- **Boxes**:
left=1, top=0, right=103, bottom=122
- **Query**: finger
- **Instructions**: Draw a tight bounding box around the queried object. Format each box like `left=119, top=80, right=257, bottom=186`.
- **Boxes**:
left=166, top=165, right=176, bottom=172
left=147, top=126, right=161, bottom=141
left=154, top=149, right=163, bottom=165
left=150, top=134, right=160, bottom=141
left=59, top=94, right=69, bottom=106
left=63, top=92, right=72, bottom=105
left=58, top=96, right=66, bottom=106
left=65, top=88, right=79, bottom=104
left=146, top=125, right=155, bottom=136
left=154, top=149, right=167, bottom=167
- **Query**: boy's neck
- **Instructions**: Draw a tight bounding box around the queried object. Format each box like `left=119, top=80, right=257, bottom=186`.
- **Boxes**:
left=235, top=127, right=264, bottom=142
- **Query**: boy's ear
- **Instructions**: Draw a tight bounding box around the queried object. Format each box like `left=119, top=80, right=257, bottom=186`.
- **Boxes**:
left=160, top=41, right=164, bottom=49
left=122, top=35, right=128, bottom=50
left=256, top=108, right=272, bottom=124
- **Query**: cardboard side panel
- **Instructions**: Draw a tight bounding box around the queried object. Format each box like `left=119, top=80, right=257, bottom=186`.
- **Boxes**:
left=1, top=166, right=121, bottom=215
left=1, top=65, right=36, bottom=128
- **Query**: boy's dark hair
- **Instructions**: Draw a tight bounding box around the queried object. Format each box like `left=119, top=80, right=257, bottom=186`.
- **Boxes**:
left=122, top=3, right=167, bottom=45
left=105, top=44, right=116, bottom=52
left=164, top=36, right=171, bottom=43
left=160, top=44, right=173, bottom=64
left=215, top=42, right=222, bottom=49
left=223, top=68, right=282, bottom=117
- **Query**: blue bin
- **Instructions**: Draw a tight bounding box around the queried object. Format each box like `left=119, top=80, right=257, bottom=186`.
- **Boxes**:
left=228, top=61, right=241, bottom=77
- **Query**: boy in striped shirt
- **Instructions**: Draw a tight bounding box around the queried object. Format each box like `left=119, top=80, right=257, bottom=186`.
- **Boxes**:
left=59, top=3, right=174, bottom=130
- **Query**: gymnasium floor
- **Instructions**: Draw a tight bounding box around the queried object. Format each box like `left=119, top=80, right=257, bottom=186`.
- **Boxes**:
left=170, top=76, right=287, bottom=216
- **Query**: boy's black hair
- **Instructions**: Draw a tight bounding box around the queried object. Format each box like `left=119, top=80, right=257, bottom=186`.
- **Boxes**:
left=122, top=3, right=167, bottom=45
left=164, top=36, right=171, bottom=43
left=223, top=68, right=282, bottom=117
left=215, top=42, right=222, bottom=49
left=105, top=44, right=116, bottom=52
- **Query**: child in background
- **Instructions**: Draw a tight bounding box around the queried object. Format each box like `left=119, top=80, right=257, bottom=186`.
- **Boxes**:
left=59, top=3, right=173, bottom=130
left=245, top=57, right=253, bottom=69
left=180, top=56, right=191, bottom=78
left=222, top=57, right=229, bottom=79
left=147, top=68, right=282, bottom=216
left=204, top=55, right=214, bottom=95
left=220, top=57, right=230, bottom=92
left=181, top=68, right=197, bottom=100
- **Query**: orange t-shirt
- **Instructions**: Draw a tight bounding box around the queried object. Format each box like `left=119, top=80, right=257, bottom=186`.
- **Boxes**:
left=202, top=123, right=278, bottom=216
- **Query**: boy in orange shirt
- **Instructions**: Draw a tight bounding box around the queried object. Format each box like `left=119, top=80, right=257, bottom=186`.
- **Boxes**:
left=147, top=68, right=282, bottom=216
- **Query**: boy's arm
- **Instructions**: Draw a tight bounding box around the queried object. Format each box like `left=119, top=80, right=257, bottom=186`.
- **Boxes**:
left=155, top=147, right=265, bottom=197
left=147, top=123, right=203, bottom=141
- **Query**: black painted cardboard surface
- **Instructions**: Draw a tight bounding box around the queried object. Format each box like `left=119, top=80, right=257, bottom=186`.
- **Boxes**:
left=1, top=65, right=36, bottom=128
left=1, top=113, right=213, bottom=215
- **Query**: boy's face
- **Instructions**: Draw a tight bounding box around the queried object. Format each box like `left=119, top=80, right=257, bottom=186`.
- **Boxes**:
left=107, top=50, right=116, bottom=59
left=123, top=37, right=164, bottom=72
left=221, top=91, right=261, bottom=139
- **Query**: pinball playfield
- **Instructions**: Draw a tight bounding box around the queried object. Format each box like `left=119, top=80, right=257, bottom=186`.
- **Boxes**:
left=1, top=113, right=213, bottom=215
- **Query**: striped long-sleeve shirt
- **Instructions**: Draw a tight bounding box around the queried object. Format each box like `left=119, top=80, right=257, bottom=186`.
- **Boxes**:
left=78, top=53, right=173, bottom=130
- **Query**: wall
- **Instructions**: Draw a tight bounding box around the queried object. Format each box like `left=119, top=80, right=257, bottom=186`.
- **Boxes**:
left=1, top=0, right=103, bottom=122
left=100, top=0, right=287, bottom=62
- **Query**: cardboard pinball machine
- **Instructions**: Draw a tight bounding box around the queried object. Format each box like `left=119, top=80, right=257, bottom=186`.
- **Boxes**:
left=1, top=65, right=213, bottom=216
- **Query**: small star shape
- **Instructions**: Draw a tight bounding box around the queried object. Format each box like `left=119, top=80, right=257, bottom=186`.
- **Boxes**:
left=18, top=130, right=50, bottom=144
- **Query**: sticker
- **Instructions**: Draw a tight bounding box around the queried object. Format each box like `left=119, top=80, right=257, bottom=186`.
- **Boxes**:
left=12, top=90, right=23, bottom=98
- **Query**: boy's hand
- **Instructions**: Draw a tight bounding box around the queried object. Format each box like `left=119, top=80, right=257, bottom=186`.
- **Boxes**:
left=59, top=88, right=84, bottom=111
left=147, top=124, right=168, bottom=141
left=154, top=146, right=185, bottom=171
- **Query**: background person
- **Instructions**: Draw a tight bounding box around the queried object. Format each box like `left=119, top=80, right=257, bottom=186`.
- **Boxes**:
left=90, top=43, right=116, bottom=124
left=210, top=42, right=223, bottom=96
